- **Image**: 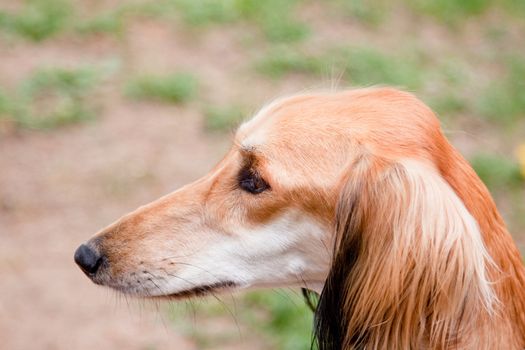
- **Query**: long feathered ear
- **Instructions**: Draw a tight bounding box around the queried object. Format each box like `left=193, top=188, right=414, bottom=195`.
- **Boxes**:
left=314, top=155, right=497, bottom=350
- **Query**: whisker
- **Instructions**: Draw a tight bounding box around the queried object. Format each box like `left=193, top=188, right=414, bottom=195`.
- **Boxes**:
left=273, top=288, right=301, bottom=308
left=211, top=292, right=243, bottom=341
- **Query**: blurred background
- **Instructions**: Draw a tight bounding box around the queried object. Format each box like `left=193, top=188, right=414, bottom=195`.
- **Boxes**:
left=0, top=0, right=524, bottom=349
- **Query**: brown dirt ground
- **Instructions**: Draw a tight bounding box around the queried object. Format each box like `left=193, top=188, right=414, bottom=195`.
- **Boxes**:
left=0, top=100, right=215, bottom=349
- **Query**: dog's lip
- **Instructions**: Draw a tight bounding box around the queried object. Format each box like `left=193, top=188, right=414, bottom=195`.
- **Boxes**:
left=151, top=281, right=238, bottom=300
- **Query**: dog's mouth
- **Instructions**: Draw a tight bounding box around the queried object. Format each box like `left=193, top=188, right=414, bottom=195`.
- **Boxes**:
left=88, top=267, right=239, bottom=300
left=151, top=281, right=238, bottom=300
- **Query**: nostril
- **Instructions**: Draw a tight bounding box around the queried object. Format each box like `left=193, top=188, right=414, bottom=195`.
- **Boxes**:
left=74, top=244, right=103, bottom=275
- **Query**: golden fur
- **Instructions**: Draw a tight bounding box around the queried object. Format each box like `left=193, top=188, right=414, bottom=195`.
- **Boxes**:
left=77, top=88, right=525, bottom=349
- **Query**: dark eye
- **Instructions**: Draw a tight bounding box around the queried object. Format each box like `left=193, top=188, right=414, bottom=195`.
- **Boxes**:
left=238, top=168, right=270, bottom=194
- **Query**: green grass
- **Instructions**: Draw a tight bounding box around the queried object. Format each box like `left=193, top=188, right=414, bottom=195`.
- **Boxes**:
left=426, top=62, right=469, bottom=119
left=476, top=58, right=525, bottom=125
left=237, top=0, right=309, bottom=43
left=428, top=93, right=467, bottom=118
left=168, top=0, right=240, bottom=26
left=408, top=0, right=492, bottom=25
left=1, top=66, right=108, bottom=129
left=2, top=0, right=521, bottom=44
left=471, top=153, right=523, bottom=190
left=255, top=47, right=323, bottom=78
left=75, top=10, right=126, bottom=37
left=407, top=0, right=525, bottom=25
left=0, top=0, right=72, bottom=41
left=243, top=290, right=316, bottom=349
left=125, top=73, right=198, bottom=104
left=471, top=151, right=525, bottom=232
left=331, top=47, right=423, bottom=89
left=204, top=105, right=246, bottom=132
left=73, top=1, right=174, bottom=37
left=0, top=87, right=14, bottom=130
left=503, top=0, right=525, bottom=14
left=0, top=88, right=11, bottom=117
left=0, top=0, right=301, bottom=43
left=256, top=46, right=423, bottom=89
left=165, top=0, right=309, bottom=43
left=16, top=66, right=103, bottom=128
left=168, top=289, right=315, bottom=350
left=334, top=0, right=388, bottom=26
left=260, top=14, right=309, bottom=43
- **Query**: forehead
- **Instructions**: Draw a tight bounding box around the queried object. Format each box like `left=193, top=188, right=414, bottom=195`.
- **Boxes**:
left=235, top=88, right=436, bottom=158
left=236, top=92, right=365, bottom=153
left=234, top=92, right=357, bottom=187
left=237, top=93, right=331, bottom=149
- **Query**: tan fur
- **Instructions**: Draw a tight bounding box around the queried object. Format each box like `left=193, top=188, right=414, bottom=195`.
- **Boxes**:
left=81, top=88, right=525, bottom=349
left=334, top=156, right=499, bottom=348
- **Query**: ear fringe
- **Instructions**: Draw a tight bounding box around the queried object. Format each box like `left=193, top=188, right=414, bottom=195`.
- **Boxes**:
left=315, top=157, right=497, bottom=349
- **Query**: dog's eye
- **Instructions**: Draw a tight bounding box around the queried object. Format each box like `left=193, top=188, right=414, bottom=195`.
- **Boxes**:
left=238, top=168, right=270, bottom=194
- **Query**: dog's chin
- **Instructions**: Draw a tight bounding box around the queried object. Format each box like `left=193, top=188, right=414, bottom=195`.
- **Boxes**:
left=152, top=281, right=239, bottom=300
left=106, top=280, right=240, bottom=300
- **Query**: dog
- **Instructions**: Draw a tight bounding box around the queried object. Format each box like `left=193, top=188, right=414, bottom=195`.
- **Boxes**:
left=75, top=88, right=525, bottom=349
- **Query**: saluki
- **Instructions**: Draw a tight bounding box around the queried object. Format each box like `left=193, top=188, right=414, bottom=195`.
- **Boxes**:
left=75, top=88, right=525, bottom=349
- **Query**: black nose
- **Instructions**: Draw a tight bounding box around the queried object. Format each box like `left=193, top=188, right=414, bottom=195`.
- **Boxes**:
left=74, top=244, right=102, bottom=275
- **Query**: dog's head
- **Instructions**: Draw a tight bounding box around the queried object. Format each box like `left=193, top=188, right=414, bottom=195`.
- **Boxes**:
left=76, top=89, right=362, bottom=297
left=75, top=88, right=497, bottom=347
